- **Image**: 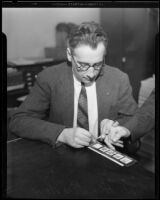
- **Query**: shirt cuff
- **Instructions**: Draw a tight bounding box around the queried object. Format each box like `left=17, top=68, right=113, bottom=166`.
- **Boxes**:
left=52, top=140, right=63, bottom=148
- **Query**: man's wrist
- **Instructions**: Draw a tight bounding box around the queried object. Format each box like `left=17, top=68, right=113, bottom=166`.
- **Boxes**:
left=121, top=126, right=132, bottom=143
left=52, top=128, right=67, bottom=148
left=125, top=128, right=132, bottom=143
left=57, top=128, right=68, bottom=143
left=127, top=134, right=132, bottom=142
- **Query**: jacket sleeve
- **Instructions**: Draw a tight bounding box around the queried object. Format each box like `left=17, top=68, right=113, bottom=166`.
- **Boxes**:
left=115, top=72, right=138, bottom=126
left=8, top=69, right=66, bottom=147
left=124, top=89, right=155, bottom=142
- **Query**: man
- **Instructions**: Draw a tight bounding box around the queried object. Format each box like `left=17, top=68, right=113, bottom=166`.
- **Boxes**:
left=101, top=89, right=155, bottom=151
left=9, top=21, right=138, bottom=150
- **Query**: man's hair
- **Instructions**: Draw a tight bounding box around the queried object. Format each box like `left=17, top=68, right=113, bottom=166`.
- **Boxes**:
left=67, top=21, right=108, bottom=54
left=67, top=23, right=78, bottom=35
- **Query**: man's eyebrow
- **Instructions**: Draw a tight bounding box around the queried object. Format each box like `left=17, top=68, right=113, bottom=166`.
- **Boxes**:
left=77, top=61, right=103, bottom=65
left=94, top=61, right=103, bottom=64
left=77, top=61, right=89, bottom=65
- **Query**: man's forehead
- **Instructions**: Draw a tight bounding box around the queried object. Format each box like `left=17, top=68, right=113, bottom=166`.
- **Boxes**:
left=73, top=42, right=106, bottom=60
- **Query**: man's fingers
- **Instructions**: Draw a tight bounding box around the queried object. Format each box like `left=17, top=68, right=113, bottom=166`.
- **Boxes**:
left=105, top=120, right=116, bottom=129
left=111, top=134, right=121, bottom=142
left=101, top=123, right=109, bottom=135
left=110, top=127, right=126, bottom=142
left=74, top=144, right=84, bottom=148
left=112, top=121, right=119, bottom=127
left=100, top=130, right=110, bottom=140
left=100, top=119, right=114, bottom=135
left=115, top=140, right=123, bottom=144
left=113, top=142, right=124, bottom=148
left=104, top=136, right=115, bottom=150
left=79, top=134, right=91, bottom=143
left=75, top=137, right=90, bottom=147
left=76, top=128, right=92, bottom=140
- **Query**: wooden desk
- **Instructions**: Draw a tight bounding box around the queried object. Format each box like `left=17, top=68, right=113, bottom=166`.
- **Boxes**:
left=7, top=139, right=155, bottom=199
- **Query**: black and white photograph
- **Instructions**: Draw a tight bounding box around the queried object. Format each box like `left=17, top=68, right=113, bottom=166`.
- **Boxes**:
left=2, top=1, right=159, bottom=199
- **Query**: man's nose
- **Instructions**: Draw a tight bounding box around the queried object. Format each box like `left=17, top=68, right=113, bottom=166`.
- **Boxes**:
left=87, top=67, right=95, bottom=77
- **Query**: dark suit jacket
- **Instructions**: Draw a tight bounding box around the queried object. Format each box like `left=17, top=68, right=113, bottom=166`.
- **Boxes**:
left=9, top=62, right=137, bottom=146
left=124, top=89, right=155, bottom=142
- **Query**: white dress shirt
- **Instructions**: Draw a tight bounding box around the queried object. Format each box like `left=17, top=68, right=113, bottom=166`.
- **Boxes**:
left=73, top=75, right=98, bottom=138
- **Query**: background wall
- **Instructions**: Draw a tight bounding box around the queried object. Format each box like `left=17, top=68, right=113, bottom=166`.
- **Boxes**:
left=101, top=8, right=158, bottom=102
left=2, top=8, right=100, bottom=60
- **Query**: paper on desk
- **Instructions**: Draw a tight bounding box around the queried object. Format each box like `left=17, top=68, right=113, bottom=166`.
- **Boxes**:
left=17, top=95, right=27, bottom=102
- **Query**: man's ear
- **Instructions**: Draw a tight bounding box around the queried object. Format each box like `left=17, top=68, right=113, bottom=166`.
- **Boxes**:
left=67, top=48, right=72, bottom=62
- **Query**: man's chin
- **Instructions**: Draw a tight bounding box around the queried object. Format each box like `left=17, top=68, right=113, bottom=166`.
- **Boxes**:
left=82, top=79, right=95, bottom=86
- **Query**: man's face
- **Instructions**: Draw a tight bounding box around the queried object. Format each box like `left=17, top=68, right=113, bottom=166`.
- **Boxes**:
left=68, top=42, right=106, bottom=86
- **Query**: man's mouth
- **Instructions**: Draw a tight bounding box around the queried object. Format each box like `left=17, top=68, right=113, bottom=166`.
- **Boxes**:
left=85, top=76, right=95, bottom=82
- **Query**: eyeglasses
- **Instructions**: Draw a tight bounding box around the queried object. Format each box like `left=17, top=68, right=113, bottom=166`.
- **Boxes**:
left=71, top=54, right=105, bottom=72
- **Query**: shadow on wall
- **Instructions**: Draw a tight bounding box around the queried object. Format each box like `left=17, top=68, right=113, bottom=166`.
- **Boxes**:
left=44, top=22, right=78, bottom=61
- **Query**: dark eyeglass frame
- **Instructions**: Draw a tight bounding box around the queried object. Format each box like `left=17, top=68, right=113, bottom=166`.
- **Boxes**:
left=71, top=54, right=105, bottom=72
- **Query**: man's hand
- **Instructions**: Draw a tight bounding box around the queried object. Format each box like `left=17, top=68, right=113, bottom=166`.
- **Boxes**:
left=104, top=126, right=131, bottom=150
left=57, top=127, right=92, bottom=148
left=100, top=119, right=131, bottom=150
left=100, top=119, right=119, bottom=137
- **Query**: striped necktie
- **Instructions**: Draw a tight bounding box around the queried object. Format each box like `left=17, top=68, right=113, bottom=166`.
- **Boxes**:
left=77, top=83, right=89, bottom=131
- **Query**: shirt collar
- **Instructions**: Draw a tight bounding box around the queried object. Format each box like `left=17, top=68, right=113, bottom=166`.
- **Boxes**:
left=73, top=74, right=81, bottom=87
